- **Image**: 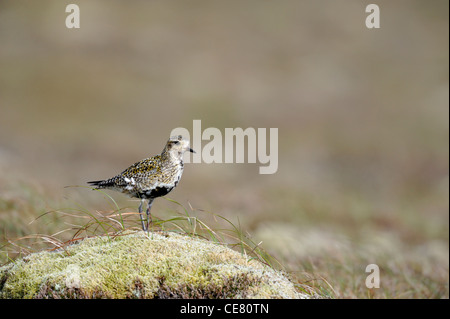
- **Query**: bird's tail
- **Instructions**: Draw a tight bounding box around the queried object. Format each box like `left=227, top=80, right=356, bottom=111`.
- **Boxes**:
left=87, top=179, right=112, bottom=189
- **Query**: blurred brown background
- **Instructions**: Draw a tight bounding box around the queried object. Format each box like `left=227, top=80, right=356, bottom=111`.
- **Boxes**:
left=0, top=1, right=448, bottom=298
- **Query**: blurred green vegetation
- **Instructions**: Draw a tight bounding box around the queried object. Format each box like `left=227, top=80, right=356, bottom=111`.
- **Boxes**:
left=0, top=0, right=448, bottom=298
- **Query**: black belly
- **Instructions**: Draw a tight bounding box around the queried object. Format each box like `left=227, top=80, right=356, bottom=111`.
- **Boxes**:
left=137, top=186, right=174, bottom=199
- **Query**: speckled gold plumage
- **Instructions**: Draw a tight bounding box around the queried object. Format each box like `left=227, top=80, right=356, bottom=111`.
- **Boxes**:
left=88, top=135, right=195, bottom=231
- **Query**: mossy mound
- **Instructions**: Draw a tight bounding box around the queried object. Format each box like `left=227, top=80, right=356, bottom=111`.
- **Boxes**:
left=0, top=231, right=308, bottom=299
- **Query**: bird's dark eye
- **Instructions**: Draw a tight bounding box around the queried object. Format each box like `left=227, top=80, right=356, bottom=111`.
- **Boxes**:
left=174, top=141, right=180, bottom=145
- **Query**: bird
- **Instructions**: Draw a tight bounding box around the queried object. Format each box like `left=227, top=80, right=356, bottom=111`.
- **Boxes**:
left=88, top=135, right=195, bottom=232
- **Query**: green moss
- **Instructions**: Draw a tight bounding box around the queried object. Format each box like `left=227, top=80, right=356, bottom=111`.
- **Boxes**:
left=0, top=231, right=309, bottom=299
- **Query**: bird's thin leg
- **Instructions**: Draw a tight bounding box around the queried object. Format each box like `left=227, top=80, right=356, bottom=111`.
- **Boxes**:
left=145, top=198, right=154, bottom=232
left=139, top=198, right=146, bottom=231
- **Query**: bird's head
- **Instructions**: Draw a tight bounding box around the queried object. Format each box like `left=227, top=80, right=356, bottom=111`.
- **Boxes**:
left=164, top=135, right=195, bottom=159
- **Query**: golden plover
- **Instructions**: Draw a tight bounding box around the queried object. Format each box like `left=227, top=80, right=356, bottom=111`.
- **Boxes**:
left=88, top=135, right=195, bottom=231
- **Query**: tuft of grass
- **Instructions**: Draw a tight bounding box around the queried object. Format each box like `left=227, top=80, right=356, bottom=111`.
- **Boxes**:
left=0, top=186, right=323, bottom=298
left=0, top=231, right=309, bottom=299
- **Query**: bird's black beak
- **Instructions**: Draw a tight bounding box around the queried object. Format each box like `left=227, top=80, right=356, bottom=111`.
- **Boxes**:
left=189, top=148, right=196, bottom=153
